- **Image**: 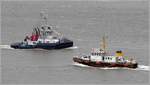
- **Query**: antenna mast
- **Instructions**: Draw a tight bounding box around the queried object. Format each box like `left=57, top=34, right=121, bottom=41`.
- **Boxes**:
left=100, top=35, right=107, bottom=52
left=40, top=9, right=48, bottom=26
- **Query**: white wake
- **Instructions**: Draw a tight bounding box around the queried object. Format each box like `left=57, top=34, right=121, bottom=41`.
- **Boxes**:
left=133, top=65, right=149, bottom=71
left=65, top=46, right=78, bottom=50
left=73, top=62, right=90, bottom=67
left=0, top=45, right=14, bottom=49
left=73, top=63, right=149, bottom=71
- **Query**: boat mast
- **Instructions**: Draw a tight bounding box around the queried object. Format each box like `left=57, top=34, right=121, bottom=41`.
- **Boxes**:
left=39, top=9, right=63, bottom=40
left=39, top=10, right=50, bottom=41
left=40, top=10, right=48, bottom=27
left=100, top=35, right=107, bottom=53
left=33, top=10, right=48, bottom=29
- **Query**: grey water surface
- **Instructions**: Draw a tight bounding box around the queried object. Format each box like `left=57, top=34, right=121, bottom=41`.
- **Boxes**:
left=1, top=1, right=149, bottom=84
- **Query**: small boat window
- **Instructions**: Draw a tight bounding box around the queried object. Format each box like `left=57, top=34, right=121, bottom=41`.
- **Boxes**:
left=41, top=27, right=44, bottom=30
left=38, top=41, right=42, bottom=43
left=33, top=42, right=36, bottom=44
left=53, top=37, right=57, bottom=39
left=48, top=27, right=51, bottom=30
left=84, top=56, right=88, bottom=58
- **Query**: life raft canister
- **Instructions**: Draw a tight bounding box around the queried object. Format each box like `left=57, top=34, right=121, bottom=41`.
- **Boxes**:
left=31, top=34, right=39, bottom=41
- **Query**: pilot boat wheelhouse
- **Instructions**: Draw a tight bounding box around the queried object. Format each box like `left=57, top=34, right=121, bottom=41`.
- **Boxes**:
left=73, top=36, right=138, bottom=69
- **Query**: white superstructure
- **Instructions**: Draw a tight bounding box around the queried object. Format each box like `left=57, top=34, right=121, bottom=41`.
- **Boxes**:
left=90, top=48, right=116, bottom=63
left=23, top=10, right=62, bottom=45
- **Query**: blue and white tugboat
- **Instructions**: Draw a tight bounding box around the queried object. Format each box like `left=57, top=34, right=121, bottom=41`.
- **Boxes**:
left=73, top=36, right=138, bottom=69
left=11, top=11, right=73, bottom=49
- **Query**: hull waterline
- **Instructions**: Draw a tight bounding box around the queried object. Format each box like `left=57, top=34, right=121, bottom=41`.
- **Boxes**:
left=73, top=57, right=138, bottom=69
left=11, top=40, right=73, bottom=50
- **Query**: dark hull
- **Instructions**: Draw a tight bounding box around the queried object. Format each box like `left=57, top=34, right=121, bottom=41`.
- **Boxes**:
left=73, top=57, right=138, bottom=69
left=11, top=38, right=73, bottom=50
